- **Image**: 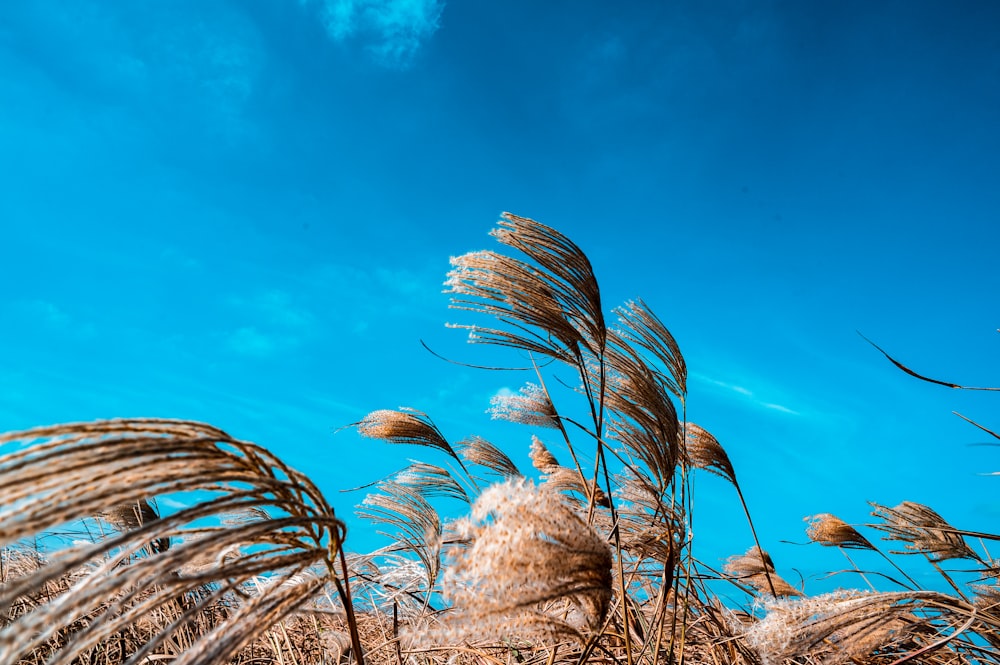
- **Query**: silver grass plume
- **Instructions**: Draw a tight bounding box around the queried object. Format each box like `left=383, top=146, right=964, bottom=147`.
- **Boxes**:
left=357, top=481, right=443, bottom=599
left=614, top=470, right=684, bottom=565
left=602, top=332, right=681, bottom=491
left=612, top=299, right=686, bottom=399
left=869, top=501, right=980, bottom=563
left=458, top=435, right=522, bottom=480
left=426, top=478, right=613, bottom=645
left=684, top=423, right=737, bottom=486
left=530, top=436, right=608, bottom=508
left=742, top=590, right=979, bottom=665
left=445, top=212, right=606, bottom=364
left=488, top=382, right=560, bottom=429
left=805, top=514, right=875, bottom=551
left=355, top=408, right=463, bottom=468
left=723, top=546, right=801, bottom=598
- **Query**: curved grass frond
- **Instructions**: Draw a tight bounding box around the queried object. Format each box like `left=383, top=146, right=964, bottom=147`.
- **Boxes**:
left=870, top=501, right=981, bottom=563
left=445, top=213, right=606, bottom=363
left=347, top=549, right=434, bottom=617
left=457, top=435, right=522, bottom=480
left=806, top=513, right=876, bottom=551
left=602, top=338, right=681, bottom=491
left=723, top=546, right=801, bottom=598
left=0, top=418, right=361, bottom=665
left=530, top=436, right=608, bottom=508
left=395, top=462, right=469, bottom=503
left=102, top=499, right=172, bottom=554
left=354, top=408, right=462, bottom=464
left=488, top=382, right=560, bottom=429
left=357, top=481, right=442, bottom=599
left=529, top=435, right=561, bottom=473
left=684, top=423, right=737, bottom=486
left=615, top=470, right=683, bottom=565
left=613, top=299, right=686, bottom=399
left=743, top=590, right=991, bottom=665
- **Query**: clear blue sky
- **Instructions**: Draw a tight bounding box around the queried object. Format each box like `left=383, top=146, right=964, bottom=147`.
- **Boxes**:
left=2, top=1, right=998, bottom=592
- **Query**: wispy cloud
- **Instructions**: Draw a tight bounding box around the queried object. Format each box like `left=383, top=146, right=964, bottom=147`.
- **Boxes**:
left=228, top=326, right=277, bottom=357
left=224, top=289, right=316, bottom=357
left=5, top=3, right=261, bottom=128
left=692, top=373, right=800, bottom=416
left=308, top=0, right=445, bottom=68
left=13, top=299, right=97, bottom=339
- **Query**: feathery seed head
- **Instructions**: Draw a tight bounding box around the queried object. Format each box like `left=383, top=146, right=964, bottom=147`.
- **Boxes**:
left=428, top=478, right=613, bottom=644
left=529, top=435, right=560, bottom=473
left=685, top=423, right=737, bottom=486
left=724, top=546, right=801, bottom=597
left=355, top=408, right=458, bottom=460
left=444, top=213, right=607, bottom=362
left=805, top=513, right=875, bottom=551
left=869, top=501, right=978, bottom=562
left=457, top=435, right=522, bottom=479
left=488, top=383, right=559, bottom=429
left=742, top=591, right=947, bottom=665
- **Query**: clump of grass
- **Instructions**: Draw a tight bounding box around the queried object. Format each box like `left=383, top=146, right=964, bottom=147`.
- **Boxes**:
left=429, top=478, right=612, bottom=645
left=3, top=212, right=999, bottom=664
left=0, top=418, right=364, bottom=664
left=348, top=213, right=1000, bottom=665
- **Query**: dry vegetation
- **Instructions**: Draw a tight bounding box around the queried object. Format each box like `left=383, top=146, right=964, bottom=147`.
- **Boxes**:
left=2, top=213, right=998, bottom=664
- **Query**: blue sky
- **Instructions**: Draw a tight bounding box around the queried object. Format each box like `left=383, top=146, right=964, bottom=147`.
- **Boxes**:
left=2, top=1, right=998, bottom=591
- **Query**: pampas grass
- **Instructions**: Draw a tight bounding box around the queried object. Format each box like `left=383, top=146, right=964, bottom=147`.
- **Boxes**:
left=0, top=418, right=364, bottom=664
left=3, top=212, right=998, bottom=664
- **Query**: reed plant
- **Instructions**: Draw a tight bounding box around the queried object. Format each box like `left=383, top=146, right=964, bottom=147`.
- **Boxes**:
left=1, top=213, right=997, bottom=664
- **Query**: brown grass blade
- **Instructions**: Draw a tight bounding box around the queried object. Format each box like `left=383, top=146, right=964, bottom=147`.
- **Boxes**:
left=860, top=332, right=1000, bottom=391
left=954, top=411, right=1000, bottom=442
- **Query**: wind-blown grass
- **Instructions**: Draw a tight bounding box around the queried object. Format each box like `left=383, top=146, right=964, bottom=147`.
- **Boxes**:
left=2, top=213, right=997, bottom=664
left=0, top=418, right=364, bottom=664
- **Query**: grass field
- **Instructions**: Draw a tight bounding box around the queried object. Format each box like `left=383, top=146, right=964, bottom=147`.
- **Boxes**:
left=2, top=214, right=997, bottom=664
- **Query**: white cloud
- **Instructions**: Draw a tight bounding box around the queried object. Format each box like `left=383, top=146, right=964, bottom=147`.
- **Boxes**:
left=692, top=372, right=800, bottom=416
left=228, top=289, right=315, bottom=331
left=309, top=0, right=445, bottom=67
left=27, top=300, right=71, bottom=327
left=224, top=289, right=317, bottom=357
left=760, top=401, right=797, bottom=415
left=15, top=299, right=98, bottom=338
left=228, top=326, right=276, bottom=357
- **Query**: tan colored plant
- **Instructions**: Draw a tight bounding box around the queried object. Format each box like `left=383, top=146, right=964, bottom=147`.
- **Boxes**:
left=433, top=478, right=613, bottom=645
left=0, top=418, right=363, bottom=665
left=9, top=212, right=1000, bottom=665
